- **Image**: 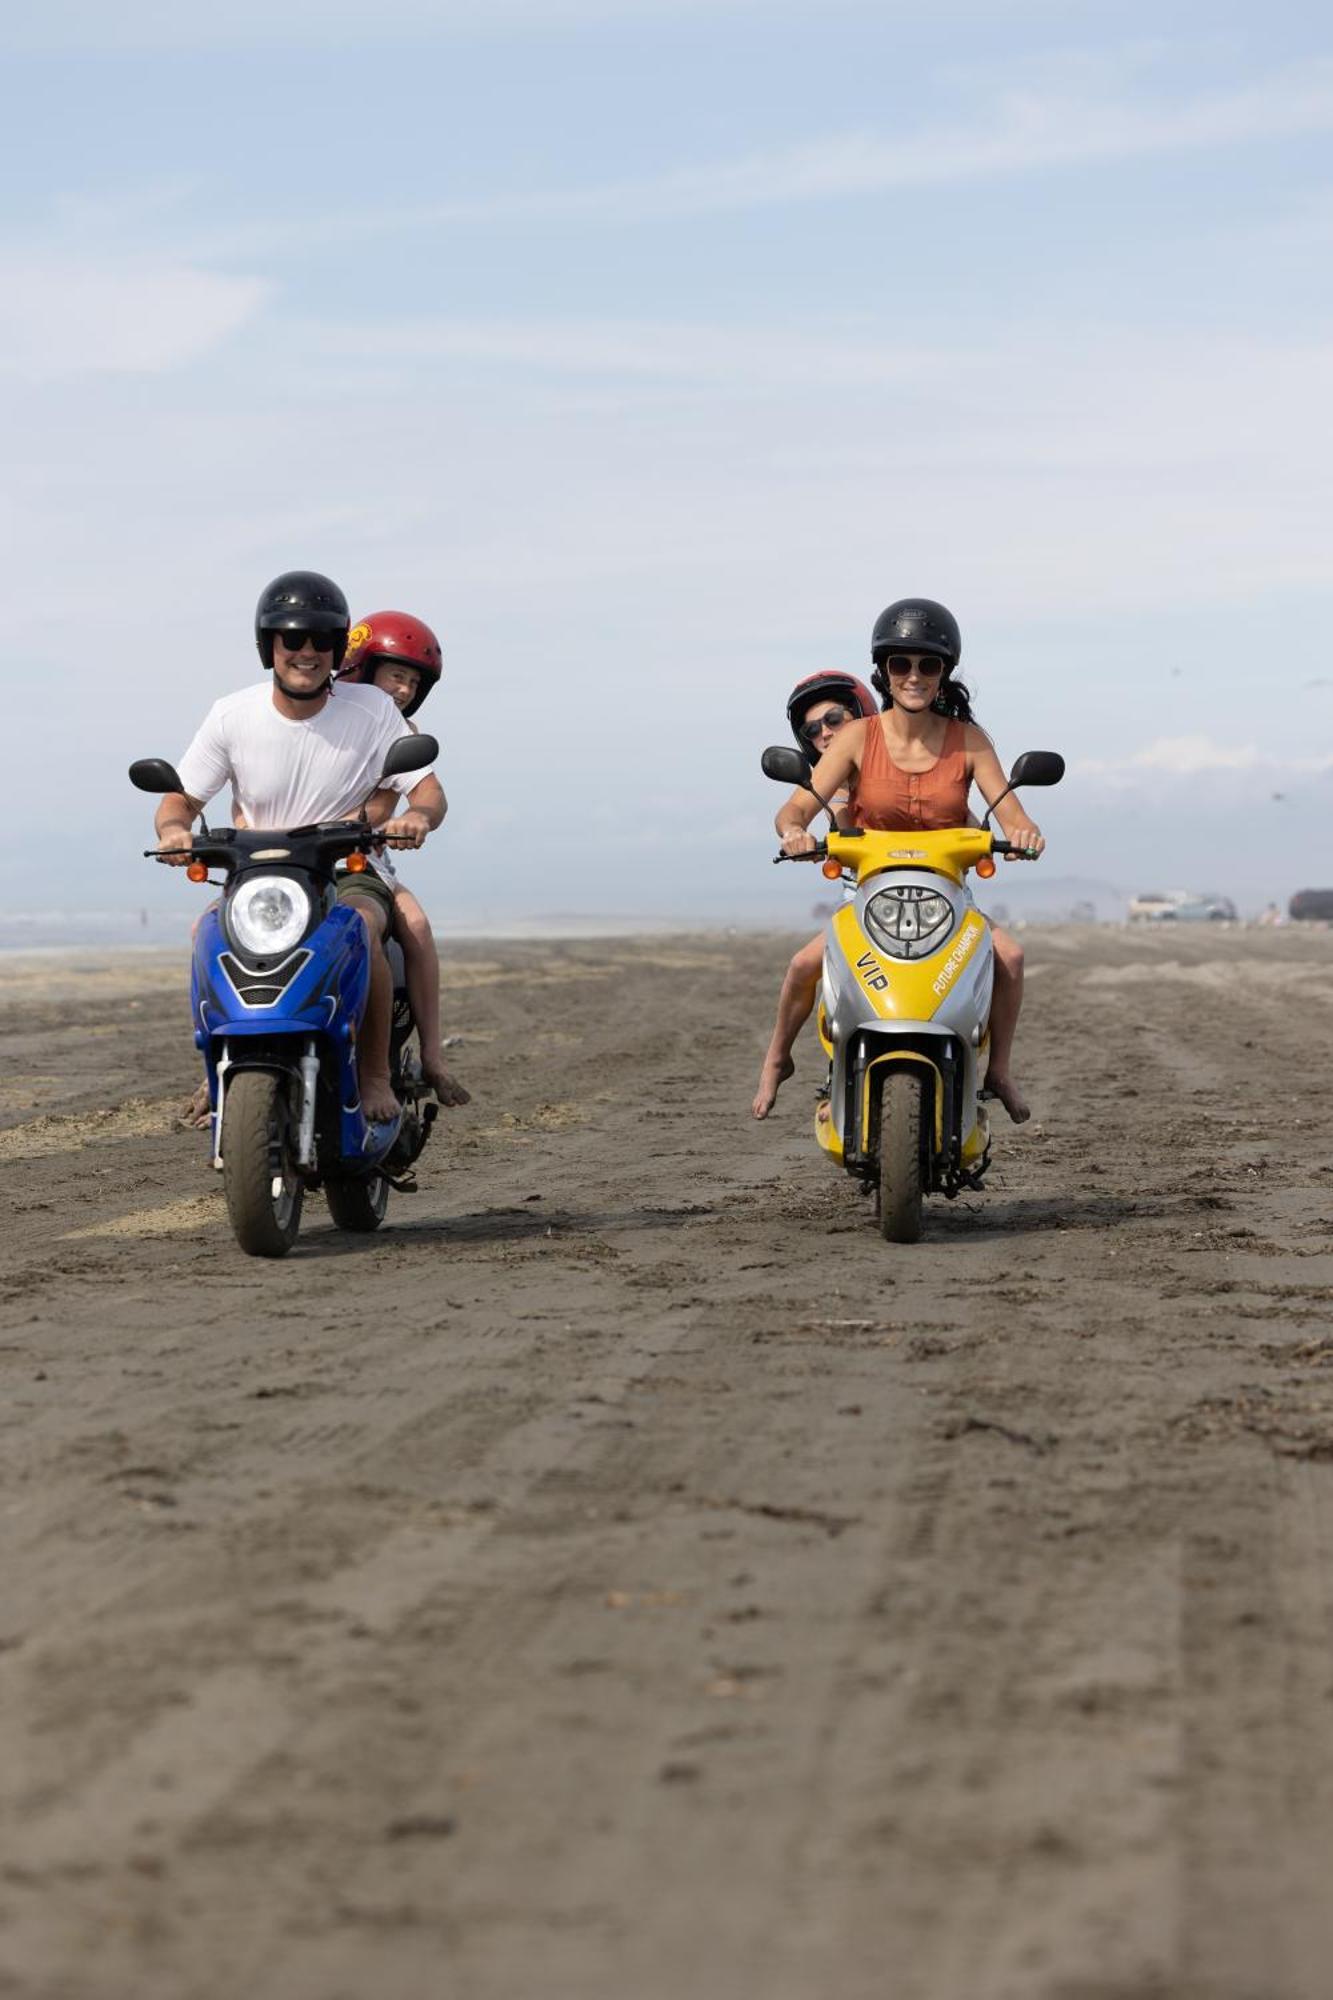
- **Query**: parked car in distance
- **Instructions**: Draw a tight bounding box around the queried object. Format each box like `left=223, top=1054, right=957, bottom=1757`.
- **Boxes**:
left=1290, top=888, right=1333, bottom=923
left=1128, top=889, right=1237, bottom=923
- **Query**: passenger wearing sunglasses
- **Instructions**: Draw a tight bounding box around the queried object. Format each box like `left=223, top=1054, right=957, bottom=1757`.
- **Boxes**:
left=156, top=571, right=444, bottom=1126
left=774, top=599, right=1041, bottom=1124
left=338, top=611, right=468, bottom=1109
left=752, top=671, right=877, bottom=1118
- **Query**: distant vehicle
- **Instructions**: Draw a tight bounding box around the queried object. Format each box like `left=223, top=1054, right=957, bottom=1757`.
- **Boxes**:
left=1290, top=888, right=1333, bottom=923
left=1128, top=889, right=1236, bottom=923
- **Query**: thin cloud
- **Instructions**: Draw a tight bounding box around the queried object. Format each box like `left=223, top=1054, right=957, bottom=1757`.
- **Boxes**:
left=325, top=59, right=1333, bottom=233
left=315, top=317, right=941, bottom=388
left=0, top=256, right=266, bottom=379
left=1077, top=737, right=1333, bottom=783
left=4, top=0, right=945, bottom=51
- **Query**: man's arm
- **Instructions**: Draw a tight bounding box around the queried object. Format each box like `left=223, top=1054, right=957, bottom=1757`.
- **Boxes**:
left=154, top=792, right=207, bottom=865
left=380, top=774, right=447, bottom=850
left=155, top=701, right=229, bottom=862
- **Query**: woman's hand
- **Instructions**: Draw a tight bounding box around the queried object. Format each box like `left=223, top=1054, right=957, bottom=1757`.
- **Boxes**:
left=1004, top=819, right=1045, bottom=861
left=780, top=825, right=819, bottom=856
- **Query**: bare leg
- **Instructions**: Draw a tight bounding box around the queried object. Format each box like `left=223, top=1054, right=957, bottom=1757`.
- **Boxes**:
left=346, top=896, right=400, bottom=1124
left=392, top=889, right=470, bottom=1106
left=984, top=925, right=1029, bottom=1123
left=180, top=902, right=218, bottom=1126
left=753, top=933, right=823, bottom=1118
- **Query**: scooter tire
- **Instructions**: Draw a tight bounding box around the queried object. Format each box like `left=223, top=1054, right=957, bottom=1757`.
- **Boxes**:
left=324, top=1173, right=389, bottom=1233
left=222, top=1069, right=304, bottom=1258
left=876, top=1069, right=925, bottom=1244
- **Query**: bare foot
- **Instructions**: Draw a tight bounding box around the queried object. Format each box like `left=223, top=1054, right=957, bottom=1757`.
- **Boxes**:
left=984, top=1069, right=1031, bottom=1124
left=177, top=1080, right=212, bottom=1129
left=816, top=1098, right=831, bottom=1124
left=359, top=1072, right=402, bottom=1125
left=752, top=1055, right=796, bottom=1119
left=422, top=1057, right=471, bottom=1108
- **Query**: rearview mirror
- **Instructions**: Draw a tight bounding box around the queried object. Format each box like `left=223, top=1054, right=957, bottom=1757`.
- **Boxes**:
left=380, top=733, right=439, bottom=782
left=129, top=758, right=186, bottom=795
left=761, top=745, right=808, bottom=787
left=1008, top=750, right=1065, bottom=790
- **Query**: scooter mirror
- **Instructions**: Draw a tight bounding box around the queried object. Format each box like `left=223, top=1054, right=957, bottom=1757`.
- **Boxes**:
left=379, top=733, right=439, bottom=783
left=129, top=758, right=186, bottom=795
left=761, top=745, right=808, bottom=786
left=1008, top=750, right=1065, bottom=789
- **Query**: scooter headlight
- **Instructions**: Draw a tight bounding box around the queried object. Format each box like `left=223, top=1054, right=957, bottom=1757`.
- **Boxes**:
left=227, top=875, right=311, bottom=959
left=863, top=885, right=955, bottom=961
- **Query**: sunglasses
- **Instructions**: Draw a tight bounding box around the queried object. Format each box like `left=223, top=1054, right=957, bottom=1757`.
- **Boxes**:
left=800, top=704, right=851, bottom=744
left=276, top=629, right=336, bottom=654
left=884, top=654, right=944, bottom=679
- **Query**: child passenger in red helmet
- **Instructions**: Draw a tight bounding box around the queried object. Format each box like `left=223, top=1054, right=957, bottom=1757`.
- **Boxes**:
left=341, top=612, right=468, bottom=1109
left=752, top=673, right=875, bottom=1118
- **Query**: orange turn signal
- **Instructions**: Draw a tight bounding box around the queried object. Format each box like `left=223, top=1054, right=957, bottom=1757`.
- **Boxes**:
left=975, top=856, right=996, bottom=879
left=186, top=861, right=208, bottom=883
left=822, top=859, right=843, bottom=880
left=345, top=851, right=368, bottom=873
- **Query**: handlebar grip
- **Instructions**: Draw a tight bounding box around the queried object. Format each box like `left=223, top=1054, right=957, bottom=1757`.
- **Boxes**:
left=773, top=848, right=828, bottom=864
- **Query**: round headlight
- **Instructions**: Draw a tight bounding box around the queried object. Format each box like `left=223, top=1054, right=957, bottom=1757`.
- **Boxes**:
left=228, top=875, right=311, bottom=959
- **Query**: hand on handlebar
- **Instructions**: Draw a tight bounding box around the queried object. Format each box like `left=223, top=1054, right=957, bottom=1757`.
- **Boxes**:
left=1001, top=819, right=1045, bottom=862
left=157, top=825, right=197, bottom=867
left=779, top=825, right=819, bottom=857
left=382, top=809, right=432, bottom=850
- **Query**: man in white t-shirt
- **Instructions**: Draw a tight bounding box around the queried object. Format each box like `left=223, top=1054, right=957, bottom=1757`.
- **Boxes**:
left=153, top=569, right=444, bottom=1124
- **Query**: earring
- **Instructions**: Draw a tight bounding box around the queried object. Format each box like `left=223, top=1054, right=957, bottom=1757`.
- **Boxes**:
left=932, top=692, right=948, bottom=713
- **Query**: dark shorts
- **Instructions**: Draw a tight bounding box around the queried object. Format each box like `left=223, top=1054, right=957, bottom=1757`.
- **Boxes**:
left=334, top=869, right=396, bottom=929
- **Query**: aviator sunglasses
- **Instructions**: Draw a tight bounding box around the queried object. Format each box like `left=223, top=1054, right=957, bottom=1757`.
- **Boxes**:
left=276, top=629, right=336, bottom=653
left=800, top=704, right=851, bottom=743
left=884, top=654, right=944, bottom=678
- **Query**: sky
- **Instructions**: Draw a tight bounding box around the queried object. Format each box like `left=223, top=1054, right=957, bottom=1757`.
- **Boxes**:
left=4, top=0, right=1332, bottom=934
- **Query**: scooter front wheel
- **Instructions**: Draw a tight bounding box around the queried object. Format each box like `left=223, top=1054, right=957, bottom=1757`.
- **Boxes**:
left=876, top=1069, right=925, bottom=1244
left=324, top=1172, right=389, bottom=1233
left=222, top=1069, right=304, bottom=1258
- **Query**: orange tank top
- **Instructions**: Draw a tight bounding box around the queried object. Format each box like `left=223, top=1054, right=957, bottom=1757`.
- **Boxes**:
left=849, top=717, right=971, bottom=831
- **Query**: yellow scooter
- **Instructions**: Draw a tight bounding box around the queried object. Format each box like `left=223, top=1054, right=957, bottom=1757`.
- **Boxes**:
left=761, top=747, right=1064, bottom=1241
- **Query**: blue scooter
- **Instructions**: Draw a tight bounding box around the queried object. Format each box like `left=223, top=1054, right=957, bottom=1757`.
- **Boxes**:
left=131, top=735, right=438, bottom=1257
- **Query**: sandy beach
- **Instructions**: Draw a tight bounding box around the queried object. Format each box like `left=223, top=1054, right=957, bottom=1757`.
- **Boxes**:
left=2, top=924, right=1333, bottom=1998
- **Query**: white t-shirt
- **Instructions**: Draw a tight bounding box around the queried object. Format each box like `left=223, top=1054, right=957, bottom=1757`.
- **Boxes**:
left=176, top=682, right=434, bottom=830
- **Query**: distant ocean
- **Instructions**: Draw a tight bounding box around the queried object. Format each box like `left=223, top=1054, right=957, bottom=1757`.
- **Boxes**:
left=0, top=909, right=750, bottom=955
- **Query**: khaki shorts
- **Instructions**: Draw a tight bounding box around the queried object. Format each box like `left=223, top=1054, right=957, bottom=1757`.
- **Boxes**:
left=334, top=869, right=396, bottom=928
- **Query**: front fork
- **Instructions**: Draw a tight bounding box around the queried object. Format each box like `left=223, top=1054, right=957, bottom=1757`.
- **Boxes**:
left=211, top=1038, right=319, bottom=1173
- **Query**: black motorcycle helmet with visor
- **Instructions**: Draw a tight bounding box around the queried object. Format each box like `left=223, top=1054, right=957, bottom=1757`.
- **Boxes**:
left=255, top=571, right=351, bottom=698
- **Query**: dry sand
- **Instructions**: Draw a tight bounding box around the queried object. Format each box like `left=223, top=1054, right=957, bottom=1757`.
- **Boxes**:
left=2, top=925, right=1333, bottom=1999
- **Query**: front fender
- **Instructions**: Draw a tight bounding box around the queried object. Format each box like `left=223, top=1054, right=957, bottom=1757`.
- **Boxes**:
left=842, top=1026, right=967, bottom=1174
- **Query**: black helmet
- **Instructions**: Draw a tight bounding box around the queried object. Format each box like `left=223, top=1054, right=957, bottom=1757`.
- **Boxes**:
left=255, top=570, right=351, bottom=672
left=786, top=671, right=879, bottom=757
left=870, top=598, right=961, bottom=670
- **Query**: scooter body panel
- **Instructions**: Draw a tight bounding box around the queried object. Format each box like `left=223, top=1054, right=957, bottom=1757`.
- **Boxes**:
left=820, top=853, right=995, bottom=1180
left=191, top=898, right=401, bottom=1170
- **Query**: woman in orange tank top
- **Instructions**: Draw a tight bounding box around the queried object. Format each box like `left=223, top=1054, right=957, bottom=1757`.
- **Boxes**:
left=775, top=599, right=1044, bottom=1123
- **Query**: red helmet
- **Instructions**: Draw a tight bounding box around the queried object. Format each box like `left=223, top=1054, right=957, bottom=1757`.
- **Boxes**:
left=341, top=610, right=442, bottom=719
left=786, top=671, right=878, bottom=758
